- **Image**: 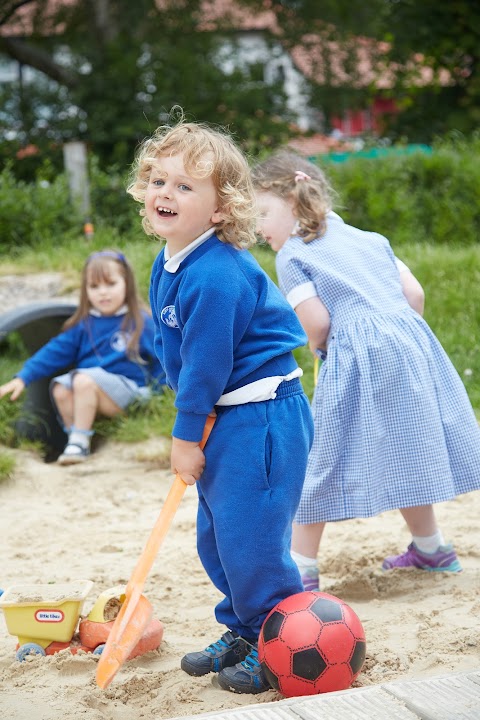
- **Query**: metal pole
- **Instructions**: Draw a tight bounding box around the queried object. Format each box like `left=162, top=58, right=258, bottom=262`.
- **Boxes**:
left=62, top=141, right=94, bottom=237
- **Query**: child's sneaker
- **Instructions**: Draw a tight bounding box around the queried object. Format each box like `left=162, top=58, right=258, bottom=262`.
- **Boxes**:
left=217, top=646, right=271, bottom=694
left=181, top=631, right=250, bottom=676
left=302, top=568, right=320, bottom=592
left=57, top=444, right=90, bottom=466
left=382, top=542, right=462, bottom=573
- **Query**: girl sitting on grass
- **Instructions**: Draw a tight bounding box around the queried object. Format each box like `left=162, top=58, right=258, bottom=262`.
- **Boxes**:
left=0, top=250, right=165, bottom=465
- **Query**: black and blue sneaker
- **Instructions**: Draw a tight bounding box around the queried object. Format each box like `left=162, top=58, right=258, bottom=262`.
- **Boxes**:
left=217, top=646, right=271, bottom=694
left=181, top=631, right=250, bottom=677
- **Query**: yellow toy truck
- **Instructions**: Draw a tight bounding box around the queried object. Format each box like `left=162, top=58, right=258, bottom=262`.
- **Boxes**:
left=0, top=581, right=163, bottom=661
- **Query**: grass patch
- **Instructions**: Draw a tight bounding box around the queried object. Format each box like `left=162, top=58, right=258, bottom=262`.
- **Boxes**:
left=0, top=451, right=15, bottom=483
left=398, top=243, right=480, bottom=411
left=253, top=241, right=480, bottom=410
left=0, top=332, right=29, bottom=448
left=94, top=388, right=176, bottom=443
left=0, top=229, right=162, bottom=305
left=0, top=236, right=478, bottom=456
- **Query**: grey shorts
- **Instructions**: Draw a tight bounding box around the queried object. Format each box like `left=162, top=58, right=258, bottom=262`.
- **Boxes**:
left=51, top=367, right=151, bottom=410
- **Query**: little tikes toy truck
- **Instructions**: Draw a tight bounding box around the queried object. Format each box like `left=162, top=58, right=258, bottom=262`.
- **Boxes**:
left=0, top=581, right=163, bottom=661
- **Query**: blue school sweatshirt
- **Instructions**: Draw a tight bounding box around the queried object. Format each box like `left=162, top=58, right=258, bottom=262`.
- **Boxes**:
left=149, top=234, right=307, bottom=441
left=16, top=311, right=165, bottom=389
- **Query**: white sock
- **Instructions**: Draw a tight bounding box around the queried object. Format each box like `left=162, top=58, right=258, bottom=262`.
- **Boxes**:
left=412, top=530, right=445, bottom=553
left=291, top=550, right=318, bottom=575
left=68, top=430, right=92, bottom=450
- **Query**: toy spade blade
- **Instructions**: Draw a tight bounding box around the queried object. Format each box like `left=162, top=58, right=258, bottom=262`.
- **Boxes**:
left=96, top=414, right=215, bottom=689
left=95, top=593, right=153, bottom=688
left=96, top=474, right=187, bottom=689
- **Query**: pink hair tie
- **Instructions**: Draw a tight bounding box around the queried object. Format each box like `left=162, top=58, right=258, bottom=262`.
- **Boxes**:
left=294, top=170, right=311, bottom=183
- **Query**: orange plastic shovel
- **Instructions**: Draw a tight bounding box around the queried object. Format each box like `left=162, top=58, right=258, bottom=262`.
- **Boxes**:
left=96, top=414, right=215, bottom=688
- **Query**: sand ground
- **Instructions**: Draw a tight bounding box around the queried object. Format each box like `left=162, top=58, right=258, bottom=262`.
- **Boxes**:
left=0, top=439, right=479, bottom=720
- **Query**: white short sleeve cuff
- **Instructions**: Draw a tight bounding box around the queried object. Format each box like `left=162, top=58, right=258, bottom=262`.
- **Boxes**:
left=395, top=257, right=409, bottom=273
left=286, top=281, right=317, bottom=309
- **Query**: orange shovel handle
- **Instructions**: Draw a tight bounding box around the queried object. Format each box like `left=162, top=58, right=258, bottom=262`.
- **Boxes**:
left=96, top=414, right=215, bottom=688
left=125, top=473, right=187, bottom=595
left=125, top=413, right=215, bottom=595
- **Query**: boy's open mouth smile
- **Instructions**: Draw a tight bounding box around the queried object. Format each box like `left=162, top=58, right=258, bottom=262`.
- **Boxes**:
left=157, top=207, right=177, bottom=218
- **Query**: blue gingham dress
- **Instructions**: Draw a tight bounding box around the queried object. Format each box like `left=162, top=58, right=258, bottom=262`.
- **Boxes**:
left=277, top=214, right=480, bottom=523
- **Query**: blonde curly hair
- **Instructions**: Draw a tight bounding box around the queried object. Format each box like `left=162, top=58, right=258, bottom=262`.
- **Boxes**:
left=252, top=150, right=336, bottom=243
left=127, top=120, right=257, bottom=249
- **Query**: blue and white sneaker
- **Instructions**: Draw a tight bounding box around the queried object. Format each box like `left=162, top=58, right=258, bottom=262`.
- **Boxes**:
left=181, top=631, right=250, bottom=676
left=217, top=646, right=271, bottom=694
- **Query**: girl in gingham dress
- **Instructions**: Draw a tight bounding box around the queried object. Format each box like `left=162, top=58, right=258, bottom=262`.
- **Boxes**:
left=253, top=150, right=480, bottom=590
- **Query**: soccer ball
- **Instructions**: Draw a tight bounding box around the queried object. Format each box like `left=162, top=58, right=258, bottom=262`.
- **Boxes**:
left=258, top=591, right=366, bottom=698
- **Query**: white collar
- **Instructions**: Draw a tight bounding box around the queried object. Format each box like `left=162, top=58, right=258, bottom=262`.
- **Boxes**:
left=327, top=210, right=344, bottom=223
left=164, top=228, right=215, bottom=273
left=89, top=304, right=128, bottom=317
left=289, top=210, right=344, bottom=242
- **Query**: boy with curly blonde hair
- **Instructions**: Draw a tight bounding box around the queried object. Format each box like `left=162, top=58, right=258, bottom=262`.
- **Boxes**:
left=128, top=120, right=313, bottom=694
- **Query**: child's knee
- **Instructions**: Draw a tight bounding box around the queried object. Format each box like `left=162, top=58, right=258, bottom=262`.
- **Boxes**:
left=72, top=372, right=96, bottom=392
left=51, top=381, right=71, bottom=401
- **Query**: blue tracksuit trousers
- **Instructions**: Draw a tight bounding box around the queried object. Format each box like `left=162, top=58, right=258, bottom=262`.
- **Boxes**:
left=196, top=378, right=314, bottom=639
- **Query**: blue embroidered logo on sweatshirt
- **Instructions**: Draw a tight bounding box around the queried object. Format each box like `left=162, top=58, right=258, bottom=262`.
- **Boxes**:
left=161, top=305, right=178, bottom=328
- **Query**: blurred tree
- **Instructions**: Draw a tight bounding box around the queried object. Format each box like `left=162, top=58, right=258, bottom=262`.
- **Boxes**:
left=0, top=0, right=294, bottom=167
left=238, top=0, right=480, bottom=140
left=374, top=0, right=480, bottom=139
left=2, top=0, right=478, bottom=166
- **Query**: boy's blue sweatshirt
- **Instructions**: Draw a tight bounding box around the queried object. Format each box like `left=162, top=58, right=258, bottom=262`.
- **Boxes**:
left=149, top=234, right=307, bottom=441
left=17, top=311, right=165, bottom=388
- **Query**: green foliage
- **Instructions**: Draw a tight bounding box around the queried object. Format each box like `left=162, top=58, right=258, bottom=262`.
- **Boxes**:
left=374, top=0, right=480, bottom=139
left=323, top=134, right=480, bottom=246
left=244, top=0, right=480, bottom=141
left=0, top=140, right=65, bottom=184
left=0, top=396, right=21, bottom=449
left=0, top=134, right=479, bottom=456
left=406, top=244, right=480, bottom=412
left=0, top=332, right=28, bottom=448
left=94, top=389, right=176, bottom=444
left=0, top=235, right=479, bottom=451
left=2, top=0, right=479, bottom=155
left=0, top=0, right=294, bottom=167
left=0, top=451, right=15, bottom=484
left=4, top=133, right=480, bottom=252
left=0, top=162, right=81, bottom=252
left=0, top=147, right=139, bottom=243
left=88, top=158, right=139, bottom=234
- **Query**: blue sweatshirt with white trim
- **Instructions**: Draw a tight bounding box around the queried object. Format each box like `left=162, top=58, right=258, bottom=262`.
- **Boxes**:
left=16, top=311, right=165, bottom=389
left=149, top=234, right=307, bottom=441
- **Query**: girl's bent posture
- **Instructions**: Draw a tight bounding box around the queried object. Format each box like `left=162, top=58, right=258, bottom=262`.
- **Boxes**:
left=253, top=150, right=480, bottom=592
left=127, top=121, right=313, bottom=694
left=0, top=251, right=165, bottom=464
